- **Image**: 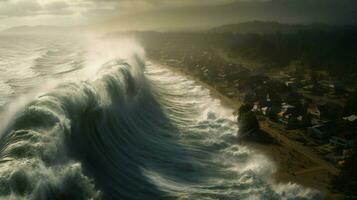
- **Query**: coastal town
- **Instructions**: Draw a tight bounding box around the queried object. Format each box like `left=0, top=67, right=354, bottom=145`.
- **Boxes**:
left=149, top=43, right=356, bottom=169
left=149, top=32, right=355, bottom=152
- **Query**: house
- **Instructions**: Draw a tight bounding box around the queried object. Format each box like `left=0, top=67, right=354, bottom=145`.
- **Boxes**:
left=318, top=102, right=343, bottom=120
left=300, top=79, right=311, bottom=87
left=307, top=103, right=321, bottom=118
left=311, top=83, right=327, bottom=96
left=343, top=115, right=357, bottom=122
left=278, top=118, right=289, bottom=128
left=342, top=115, right=357, bottom=136
left=308, top=124, right=332, bottom=140
left=329, top=136, right=353, bottom=149
left=255, top=93, right=274, bottom=108
left=279, top=103, right=298, bottom=117
left=252, top=103, right=259, bottom=112
left=285, top=79, right=299, bottom=89
left=284, top=92, right=302, bottom=106
left=269, top=71, right=290, bottom=81
left=319, top=80, right=331, bottom=89
left=311, top=118, right=328, bottom=126
left=242, top=92, right=257, bottom=104
left=329, top=81, right=345, bottom=95
left=276, top=104, right=303, bottom=129
left=261, top=107, right=270, bottom=116
left=325, top=153, right=345, bottom=164
left=277, top=102, right=298, bottom=129
left=303, top=84, right=314, bottom=91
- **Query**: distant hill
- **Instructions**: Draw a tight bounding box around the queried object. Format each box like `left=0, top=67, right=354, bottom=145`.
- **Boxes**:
left=210, top=21, right=354, bottom=34
left=1, top=25, right=81, bottom=34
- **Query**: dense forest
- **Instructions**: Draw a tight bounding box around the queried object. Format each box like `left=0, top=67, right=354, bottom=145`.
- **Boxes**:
left=116, top=25, right=357, bottom=80
left=229, top=29, right=357, bottom=77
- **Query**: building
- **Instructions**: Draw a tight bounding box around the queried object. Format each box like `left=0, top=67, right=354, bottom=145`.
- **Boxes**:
left=308, top=124, right=332, bottom=140
left=329, top=136, right=353, bottom=149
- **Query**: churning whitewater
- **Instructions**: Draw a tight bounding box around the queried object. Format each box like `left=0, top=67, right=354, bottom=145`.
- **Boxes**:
left=0, top=35, right=322, bottom=199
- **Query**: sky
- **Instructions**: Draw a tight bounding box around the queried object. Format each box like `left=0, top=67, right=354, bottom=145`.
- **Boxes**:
left=0, top=0, right=356, bottom=31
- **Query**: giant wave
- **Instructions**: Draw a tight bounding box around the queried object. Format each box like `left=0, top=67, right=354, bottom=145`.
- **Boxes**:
left=0, top=37, right=322, bottom=200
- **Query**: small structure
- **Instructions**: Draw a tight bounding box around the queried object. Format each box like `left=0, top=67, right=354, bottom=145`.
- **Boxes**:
left=242, top=92, right=257, bottom=104
left=276, top=103, right=301, bottom=129
left=278, top=103, right=298, bottom=118
left=261, top=106, right=270, bottom=116
left=285, top=79, right=298, bottom=89
left=307, top=103, right=321, bottom=118
left=325, top=153, right=345, bottom=164
left=329, top=81, right=345, bottom=95
left=343, top=115, right=357, bottom=122
left=329, top=136, right=353, bottom=149
left=318, top=102, right=343, bottom=120
left=308, top=124, right=332, bottom=140
left=311, top=118, right=327, bottom=126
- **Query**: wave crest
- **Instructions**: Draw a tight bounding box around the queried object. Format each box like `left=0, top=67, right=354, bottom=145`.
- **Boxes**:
left=0, top=56, right=151, bottom=199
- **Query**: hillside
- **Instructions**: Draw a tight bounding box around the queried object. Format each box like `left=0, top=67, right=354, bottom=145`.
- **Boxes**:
left=210, top=21, right=353, bottom=34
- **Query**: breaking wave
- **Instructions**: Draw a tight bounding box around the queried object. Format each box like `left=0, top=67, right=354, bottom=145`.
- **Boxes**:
left=0, top=38, right=322, bottom=200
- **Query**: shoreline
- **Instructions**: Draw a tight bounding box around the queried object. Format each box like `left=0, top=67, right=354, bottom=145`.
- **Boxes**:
left=156, top=61, right=340, bottom=198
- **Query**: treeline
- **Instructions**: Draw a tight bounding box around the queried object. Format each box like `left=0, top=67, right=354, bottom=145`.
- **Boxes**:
left=120, top=27, right=357, bottom=79
left=229, top=29, right=357, bottom=78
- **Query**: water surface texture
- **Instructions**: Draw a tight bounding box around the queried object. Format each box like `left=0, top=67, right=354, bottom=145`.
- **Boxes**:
left=0, top=35, right=321, bottom=200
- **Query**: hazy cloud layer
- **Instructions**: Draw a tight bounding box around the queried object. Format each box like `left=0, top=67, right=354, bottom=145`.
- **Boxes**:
left=0, top=0, right=356, bottom=31
left=0, top=0, right=238, bottom=17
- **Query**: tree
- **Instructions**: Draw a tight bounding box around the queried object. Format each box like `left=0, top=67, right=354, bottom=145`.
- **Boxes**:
left=267, top=105, right=280, bottom=122
left=237, top=104, right=260, bottom=136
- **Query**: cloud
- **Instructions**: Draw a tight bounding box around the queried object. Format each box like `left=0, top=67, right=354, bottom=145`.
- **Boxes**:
left=0, top=0, right=356, bottom=31
left=0, top=0, right=242, bottom=17
left=1, top=0, right=356, bottom=19
left=43, top=1, right=68, bottom=10
left=0, top=0, right=41, bottom=17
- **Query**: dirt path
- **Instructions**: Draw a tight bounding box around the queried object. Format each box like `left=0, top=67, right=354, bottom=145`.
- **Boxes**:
left=260, top=121, right=339, bottom=175
left=295, top=166, right=326, bottom=175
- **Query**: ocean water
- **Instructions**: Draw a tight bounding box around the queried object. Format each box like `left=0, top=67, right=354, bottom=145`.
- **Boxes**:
left=0, top=34, right=322, bottom=200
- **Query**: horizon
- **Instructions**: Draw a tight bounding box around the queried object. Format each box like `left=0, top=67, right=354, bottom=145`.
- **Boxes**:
left=2, top=20, right=357, bottom=34
left=1, top=0, right=357, bottom=32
